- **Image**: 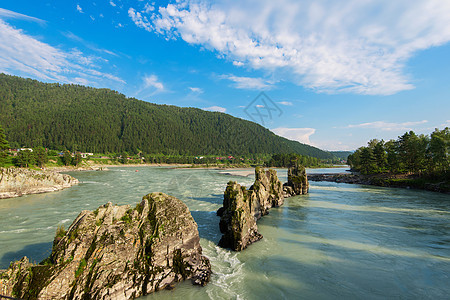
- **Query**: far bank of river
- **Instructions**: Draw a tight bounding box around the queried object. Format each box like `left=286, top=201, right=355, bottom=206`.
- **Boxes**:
left=308, top=172, right=450, bottom=194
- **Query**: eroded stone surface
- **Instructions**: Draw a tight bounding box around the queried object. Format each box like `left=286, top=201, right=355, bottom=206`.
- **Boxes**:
left=283, top=164, right=309, bottom=197
left=217, top=168, right=283, bottom=251
left=0, top=193, right=211, bottom=299
left=0, top=167, right=78, bottom=199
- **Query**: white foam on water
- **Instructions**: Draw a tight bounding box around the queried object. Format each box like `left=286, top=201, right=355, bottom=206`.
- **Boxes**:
left=204, top=243, right=245, bottom=299
left=60, top=219, right=71, bottom=224
left=0, top=228, right=26, bottom=234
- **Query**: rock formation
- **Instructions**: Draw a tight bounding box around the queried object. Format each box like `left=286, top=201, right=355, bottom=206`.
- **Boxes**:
left=0, top=193, right=211, bottom=299
left=217, top=167, right=284, bottom=251
left=283, top=163, right=309, bottom=197
left=0, top=167, right=78, bottom=199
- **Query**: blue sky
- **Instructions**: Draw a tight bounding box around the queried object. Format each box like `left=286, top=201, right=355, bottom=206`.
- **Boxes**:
left=0, top=1, right=449, bottom=151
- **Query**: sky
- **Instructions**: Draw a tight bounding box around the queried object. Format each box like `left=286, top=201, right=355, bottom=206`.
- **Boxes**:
left=0, top=0, right=449, bottom=151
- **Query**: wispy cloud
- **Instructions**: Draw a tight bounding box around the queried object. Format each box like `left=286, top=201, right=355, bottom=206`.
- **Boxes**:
left=271, top=127, right=316, bottom=145
left=203, top=106, right=227, bottom=113
left=278, top=101, right=293, bottom=106
left=63, top=32, right=118, bottom=57
left=143, top=74, right=164, bottom=92
left=76, top=4, right=83, bottom=14
left=0, top=8, right=45, bottom=24
left=0, top=19, right=124, bottom=86
left=221, top=75, right=272, bottom=90
left=189, top=87, right=203, bottom=93
left=133, top=0, right=450, bottom=95
left=344, top=120, right=428, bottom=131
left=109, top=0, right=117, bottom=7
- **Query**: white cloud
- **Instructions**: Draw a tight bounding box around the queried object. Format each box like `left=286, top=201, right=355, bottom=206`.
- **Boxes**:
left=143, top=74, right=164, bottom=91
left=109, top=0, right=117, bottom=7
left=76, top=4, right=83, bottom=13
left=345, top=120, right=428, bottom=131
left=271, top=127, right=316, bottom=145
left=143, top=3, right=155, bottom=13
left=128, top=8, right=152, bottom=31
left=189, top=87, right=203, bottom=93
left=233, top=61, right=244, bottom=67
left=203, top=106, right=227, bottom=113
left=278, top=101, right=293, bottom=106
left=221, top=75, right=271, bottom=90
left=135, top=0, right=450, bottom=95
left=0, top=8, right=45, bottom=24
left=0, top=19, right=124, bottom=86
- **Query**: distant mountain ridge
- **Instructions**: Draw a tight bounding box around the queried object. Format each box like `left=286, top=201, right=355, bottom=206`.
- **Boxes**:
left=0, top=74, right=334, bottom=159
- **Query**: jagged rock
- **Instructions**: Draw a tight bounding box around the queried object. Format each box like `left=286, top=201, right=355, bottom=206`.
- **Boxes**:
left=217, top=168, right=283, bottom=251
left=283, top=164, right=309, bottom=197
left=248, top=167, right=284, bottom=219
left=218, top=182, right=262, bottom=251
left=0, top=193, right=211, bottom=299
left=0, top=167, right=78, bottom=199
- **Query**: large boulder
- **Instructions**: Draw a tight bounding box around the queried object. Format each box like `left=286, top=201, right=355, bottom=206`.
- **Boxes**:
left=0, top=193, right=211, bottom=299
left=217, top=168, right=284, bottom=251
left=283, top=164, right=309, bottom=197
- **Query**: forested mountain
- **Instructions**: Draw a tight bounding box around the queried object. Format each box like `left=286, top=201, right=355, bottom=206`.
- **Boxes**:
left=0, top=74, right=334, bottom=159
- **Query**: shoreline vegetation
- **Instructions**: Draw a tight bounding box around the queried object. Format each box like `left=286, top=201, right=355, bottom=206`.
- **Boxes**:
left=308, top=172, right=450, bottom=194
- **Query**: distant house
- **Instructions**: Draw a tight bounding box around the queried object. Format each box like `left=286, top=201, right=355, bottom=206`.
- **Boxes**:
left=8, top=148, right=18, bottom=156
left=18, top=148, right=33, bottom=152
left=80, top=153, right=93, bottom=158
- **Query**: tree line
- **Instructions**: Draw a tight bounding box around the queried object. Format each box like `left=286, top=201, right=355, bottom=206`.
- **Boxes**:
left=347, top=128, right=449, bottom=175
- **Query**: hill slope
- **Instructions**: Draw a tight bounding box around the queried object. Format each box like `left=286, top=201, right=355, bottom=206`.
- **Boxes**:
left=0, top=74, right=334, bottom=159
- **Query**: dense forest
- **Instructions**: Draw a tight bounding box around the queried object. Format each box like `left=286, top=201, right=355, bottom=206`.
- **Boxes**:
left=0, top=74, right=335, bottom=159
left=347, top=128, right=449, bottom=175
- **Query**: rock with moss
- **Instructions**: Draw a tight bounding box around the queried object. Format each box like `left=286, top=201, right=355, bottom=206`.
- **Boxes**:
left=0, top=193, right=211, bottom=299
left=0, top=167, right=78, bottom=199
left=283, top=163, right=309, bottom=197
left=217, top=168, right=283, bottom=251
left=248, top=167, right=284, bottom=219
left=218, top=181, right=262, bottom=251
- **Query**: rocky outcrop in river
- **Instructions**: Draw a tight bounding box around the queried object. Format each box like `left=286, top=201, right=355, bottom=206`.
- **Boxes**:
left=0, top=167, right=78, bottom=199
left=217, top=167, right=284, bottom=251
left=0, top=193, right=211, bottom=299
left=283, top=164, right=309, bottom=197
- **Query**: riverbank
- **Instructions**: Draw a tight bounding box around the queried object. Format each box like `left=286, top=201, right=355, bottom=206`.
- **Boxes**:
left=0, top=167, right=79, bottom=199
left=308, top=172, right=450, bottom=194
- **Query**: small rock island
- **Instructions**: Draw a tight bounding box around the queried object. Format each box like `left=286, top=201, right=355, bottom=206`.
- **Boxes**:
left=0, top=192, right=211, bottom=299
left=217, top=166, right=309, bottom=251
left=0, top=168, right=79, bottom=199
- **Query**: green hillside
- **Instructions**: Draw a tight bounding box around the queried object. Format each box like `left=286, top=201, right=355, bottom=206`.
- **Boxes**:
left=0, top=74, right=334, bottom=159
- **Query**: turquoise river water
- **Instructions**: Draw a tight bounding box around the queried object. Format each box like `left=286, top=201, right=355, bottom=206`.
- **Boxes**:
left=0, top=167, right=449, bottom=299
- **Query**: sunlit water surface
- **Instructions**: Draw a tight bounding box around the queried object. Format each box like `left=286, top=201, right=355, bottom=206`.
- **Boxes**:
left=0, top=167, right=449, bottom=299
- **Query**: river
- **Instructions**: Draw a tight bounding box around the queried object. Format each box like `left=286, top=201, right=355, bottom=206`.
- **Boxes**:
left=0, top=167, right=449, bottom=299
